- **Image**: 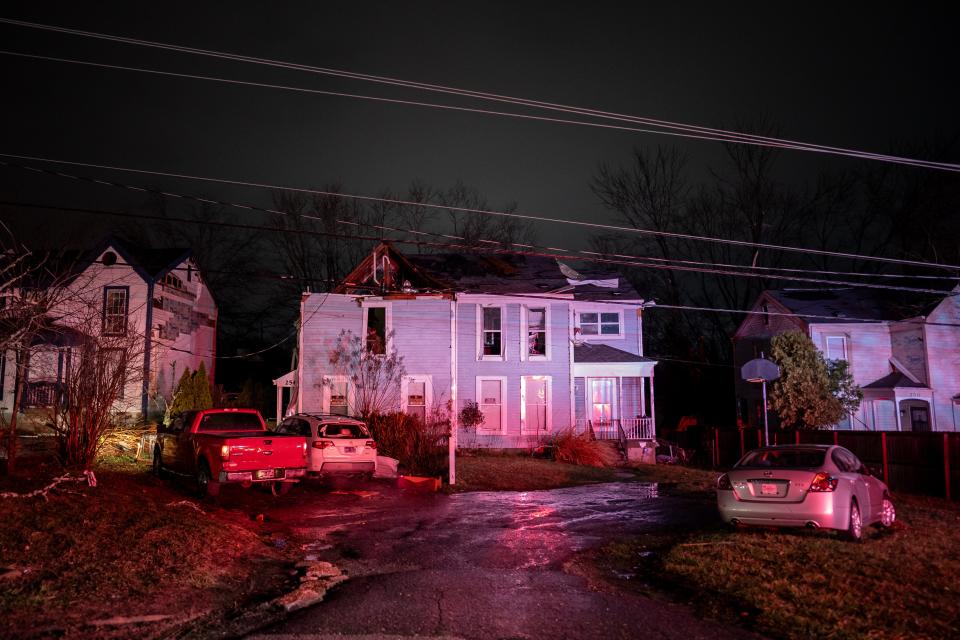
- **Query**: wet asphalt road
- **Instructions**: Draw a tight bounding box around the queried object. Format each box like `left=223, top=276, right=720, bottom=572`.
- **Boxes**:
left=248, top=481, right=761, bottom=640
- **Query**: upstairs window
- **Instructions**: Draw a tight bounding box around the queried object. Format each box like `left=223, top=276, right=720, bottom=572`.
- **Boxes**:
left=366, top=306, right=387, bottom=354
left=482, top=306, right=503, bottom=357
left=578, top=311, right=621, bottom=337
left=526, top=307, right=547, bottom=358
left=161, top=273, right=184, bottom=290
left=103, top=287, right=128, bottom=336
left=825, top=336, right=848, bottom=361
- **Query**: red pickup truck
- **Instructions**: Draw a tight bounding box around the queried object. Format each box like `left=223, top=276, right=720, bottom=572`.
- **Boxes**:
left=153, top=408, right=307, bottom=497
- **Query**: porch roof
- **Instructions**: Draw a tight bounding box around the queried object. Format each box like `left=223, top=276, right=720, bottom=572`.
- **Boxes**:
left=862, top=371, right=928, bottom=390
left=573, top=343, right=654, bottom=363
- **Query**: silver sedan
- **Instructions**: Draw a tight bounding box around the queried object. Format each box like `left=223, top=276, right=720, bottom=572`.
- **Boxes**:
left=716, top=444, right=896, bottom=541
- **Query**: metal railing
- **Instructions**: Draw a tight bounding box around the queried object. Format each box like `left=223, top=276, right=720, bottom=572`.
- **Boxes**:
left=573, top=418, right=655, bottom=440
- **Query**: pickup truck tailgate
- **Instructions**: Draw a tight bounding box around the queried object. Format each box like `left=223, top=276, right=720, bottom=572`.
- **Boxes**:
left=219, top=434, right=306, bottom=470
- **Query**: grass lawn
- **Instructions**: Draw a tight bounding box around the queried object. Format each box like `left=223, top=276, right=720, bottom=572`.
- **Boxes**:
left=585, top=465, right=960, bottom=640
left=0, top=458, right=291, bottom=639
left=450, top=453, right=631, bottom=492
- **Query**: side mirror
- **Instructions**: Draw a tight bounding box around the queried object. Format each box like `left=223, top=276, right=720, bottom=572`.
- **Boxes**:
left=860, top=464, right=872, bottom=476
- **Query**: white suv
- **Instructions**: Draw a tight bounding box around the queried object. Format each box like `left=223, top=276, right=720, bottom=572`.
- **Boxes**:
left=276, top=414, right=377, bottom=479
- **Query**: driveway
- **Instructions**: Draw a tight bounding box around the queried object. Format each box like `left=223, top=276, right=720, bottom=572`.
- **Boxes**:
left=249, top=481, right=760, bottom=639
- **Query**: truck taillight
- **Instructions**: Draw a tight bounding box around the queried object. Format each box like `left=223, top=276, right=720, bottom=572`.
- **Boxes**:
left=365, top=440, right=376, bottom=449
left=220, top=445, right=231, bottom=461
left=312, top=440, right=334, bottom=449
left=302, top=441, right=308, bottom=457
left=809, top=472, right=838, bottom=492
left=716, top=473, right=732, bottom=491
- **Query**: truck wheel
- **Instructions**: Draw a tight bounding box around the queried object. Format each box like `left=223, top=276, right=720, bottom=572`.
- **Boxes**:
left=197, top=461, right=220, bottom=498
left=152, top=447, right=165, bottom=477
left=271, top=481, right=293, bottom=496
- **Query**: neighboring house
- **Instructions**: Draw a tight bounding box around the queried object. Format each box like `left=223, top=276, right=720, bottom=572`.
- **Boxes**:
left=733, top=287, right=960, bottom=432
left=276, top=242, right=657, bottom=448
left=0, top=237, right=217, bottom=420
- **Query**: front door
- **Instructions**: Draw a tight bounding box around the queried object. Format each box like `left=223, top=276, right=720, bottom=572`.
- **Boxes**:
left=589, top=378, right=617, bottom=426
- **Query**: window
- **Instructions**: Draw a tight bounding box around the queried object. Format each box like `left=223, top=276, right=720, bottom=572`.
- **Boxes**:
left=405, top=378, right=427, bottom=422
left=578, top=311, right=621, bottom=337
left=102, top=287, right=129, bottom=335
left=476, top=377, right=506, bottom=433
left=521, top=376, right=550, bottom=434
left=161, top=273, right=184, bottom=290
left=366, top=306, right=387, bottom=354
left=481, top=306, right=503, bottom=358
left=825, top=336, right=848, bottom=361
left=524, top=306, right=548, bottom=359
left=277, top=418, right=311, bottom=437
left=326, top=376, right=350, bottom=415
left=330, top=384, right=349, bottom=415
left=761, top=302, right=769, bottom=326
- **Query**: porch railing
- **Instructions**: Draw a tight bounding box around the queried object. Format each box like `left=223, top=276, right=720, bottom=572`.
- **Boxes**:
left=574, top=418, right=655, bottom=440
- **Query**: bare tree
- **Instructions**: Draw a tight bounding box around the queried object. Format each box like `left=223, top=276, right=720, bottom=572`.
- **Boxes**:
left=0, top=229, right=77, bottom=473
left=325, top=329, right=406, bottom=418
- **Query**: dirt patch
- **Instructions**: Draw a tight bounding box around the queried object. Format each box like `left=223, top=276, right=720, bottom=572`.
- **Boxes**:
left=0, top=461, right=297, bottom=639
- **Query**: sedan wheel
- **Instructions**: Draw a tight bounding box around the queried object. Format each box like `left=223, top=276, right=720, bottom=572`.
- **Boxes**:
left=845, top=501, right=863, bottom=541
left=880, top=497, right=896, bottom=528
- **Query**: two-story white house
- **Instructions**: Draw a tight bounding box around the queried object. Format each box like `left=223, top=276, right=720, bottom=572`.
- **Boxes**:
left=276, top=242, right=657, bottom=448
left=1, top=236, right=217, bottom=421
left=734, top=287, right=959, bottom=432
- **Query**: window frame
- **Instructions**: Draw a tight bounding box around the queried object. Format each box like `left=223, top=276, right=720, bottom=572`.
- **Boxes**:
left=362, top=303, right=392, bottom=355
left=825, top=335, right=849, bottom=362
left=521, top=375, right=552, bottom=435
left=102, top=286, right=130, bottom=336
left=475, top=376, right=508, bottom=434
left=323, top=375, right=351, bottom=416
left=521, top=305, right=551, bottom=361
left=575, top=308, right=623, bottom=340
left=476, top=304, right=506, bottom=361
left=401, top=374, right=433, bottom=422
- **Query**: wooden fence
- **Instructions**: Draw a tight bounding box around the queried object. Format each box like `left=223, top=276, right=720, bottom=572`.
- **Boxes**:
left=664, top=427, right=959, bottom=501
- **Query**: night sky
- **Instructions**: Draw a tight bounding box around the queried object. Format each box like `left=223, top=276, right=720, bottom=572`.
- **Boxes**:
left=2, top=2, right=958, bottom=247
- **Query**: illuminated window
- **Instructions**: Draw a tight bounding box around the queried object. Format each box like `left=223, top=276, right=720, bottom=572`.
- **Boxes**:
left=521, top=376, right=550, bottom=434
left=102, top=287, right=128, bottom=336
left=525, top=306, right=548, bottom=358
left=477, top=377, right=506, bottom=432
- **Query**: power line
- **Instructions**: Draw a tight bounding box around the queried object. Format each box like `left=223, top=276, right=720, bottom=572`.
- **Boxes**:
left=2, top=162, right=956, bottom=296
left=2, top=18, right=958, bottom=172
left=3, top=152, right=960, bottom=274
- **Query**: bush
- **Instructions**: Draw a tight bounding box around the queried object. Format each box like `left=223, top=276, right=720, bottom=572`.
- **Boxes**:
left=549, top=429, right=619, bottom=467
left=365, top=411, right=449, bottom=477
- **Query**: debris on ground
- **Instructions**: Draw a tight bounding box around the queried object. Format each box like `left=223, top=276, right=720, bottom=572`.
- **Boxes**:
left=275, top=560, right=348, bottom=612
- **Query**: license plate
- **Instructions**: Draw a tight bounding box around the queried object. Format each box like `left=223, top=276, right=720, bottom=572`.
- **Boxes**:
left=256, top=469, right=278, bottom=479
left=343, top=446, right=356, bottom=454
left=761, top=483, right=779, bottom=496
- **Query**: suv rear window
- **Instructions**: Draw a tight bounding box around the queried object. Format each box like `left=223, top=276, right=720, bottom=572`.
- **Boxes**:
left=319, top=423, right=370, bottom=438
left=737, top=448, right=826, bottom=469
left=196, top=412, right=263, bottom=432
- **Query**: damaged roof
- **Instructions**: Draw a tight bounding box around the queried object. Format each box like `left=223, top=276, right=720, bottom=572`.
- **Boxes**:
left=403, top=251, right=642, bottom=300
left=765, top=288, right=943, bottom=323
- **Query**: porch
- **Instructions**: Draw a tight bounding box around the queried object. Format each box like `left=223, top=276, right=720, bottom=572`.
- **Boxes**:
left=572, top=343, right=658, bottom=441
